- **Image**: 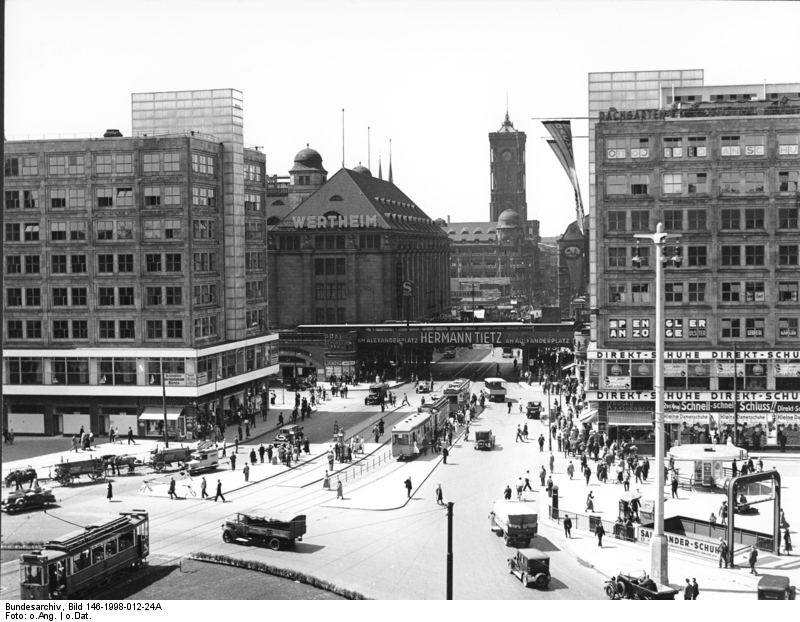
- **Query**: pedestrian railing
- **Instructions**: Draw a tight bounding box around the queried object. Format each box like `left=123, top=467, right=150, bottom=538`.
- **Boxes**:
left=548, top=501, right=637, bottom=543
left=335, top=449, right=393, bottom=484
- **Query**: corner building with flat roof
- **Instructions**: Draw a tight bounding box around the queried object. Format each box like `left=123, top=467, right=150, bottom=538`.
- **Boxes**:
left=589, top=89, right=800, bottom=454
left=2, top=89, right=278, bottom=440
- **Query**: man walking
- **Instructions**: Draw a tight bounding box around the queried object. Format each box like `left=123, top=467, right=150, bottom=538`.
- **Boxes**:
left=201, top=476, right=208, bottom=499
left=691, top=578, right=699, bottom=600
left=567, top=461, right=575, bottom=480
left=748, top=545, right=758, bottom=575
left=401, top=393, right=410, bottom=407
left=214, top=479, right=225, bottom=502
left=168, top=477, right=178, bottom=499
left=230, top=453, right=236, bottom=471
left=442, top=445, right=449, bottom=465
left=538, top=434, right=545, bottom=452
left=436, top=484, right=444, bottom=506
left=683, top=579, right=692, bottom=600
left=549, top=452, right=555, bottom=474
left=507, top=401, right=512, bottom=414
left=563, top=515, right=572, bottom=539
left=515, top=425, right=523, bottom=443
left=404, top=477, right=413, bottom=498
left=671, top=473, right=679, bottom=499
left=540, top=465, right=547, bottom=487
left=523, top=472, right=533, bottom=492
left=595, top=521, right=605, bottom=548
left=127, top=427, right=135, bottom=445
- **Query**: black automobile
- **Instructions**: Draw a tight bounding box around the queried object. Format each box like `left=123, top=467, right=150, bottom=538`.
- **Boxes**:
left=526, top=401, right=543, bottom=419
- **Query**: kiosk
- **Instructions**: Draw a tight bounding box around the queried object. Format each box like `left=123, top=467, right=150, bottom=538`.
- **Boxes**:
left=667, top=444, right=747, bottom=490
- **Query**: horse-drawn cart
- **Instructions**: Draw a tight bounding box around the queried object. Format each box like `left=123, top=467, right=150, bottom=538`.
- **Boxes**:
left=149, top=447, right=193, bottom=472
left=51, top=459, right=107, bottom=486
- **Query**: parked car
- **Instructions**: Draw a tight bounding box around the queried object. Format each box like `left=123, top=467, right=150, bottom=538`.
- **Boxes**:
left=526, top=401, right=543, bottom=419
left=604, top=572, right=679, bottom=600
left=757, top=575, right=796, bottom=600
left=507, top=548, right=551, bottom=589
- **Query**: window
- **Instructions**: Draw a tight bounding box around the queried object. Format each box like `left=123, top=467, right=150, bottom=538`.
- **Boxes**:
left=245, top=193, right=262, bottom=211
left=359, top=234, right=381, bottom=249
left=4, top=157, right=19, bottom=176
left=778, top=134, right=799, bottom=156
left=192, top=187, right=216, bottom=208
left=95, top=154, right=112, bottom=174
left=119, top=321, right=135, bottom=339
left=779, top=282, right=798, bottom=302
left=28, top=321, right=42, bottom=339
left=721, top=318, right=741, bottom=338
left=193, top=219, right=217, bottom=239
left=630, top=174, right=649, bottom=195
left=116, top=188, right=133, bottom=207
left=245, top=222, right=264, bottom=241
left=194, top=315, right=218, bottom=338
left=6, top=288, right=22, bottom=306
left=778, top=171, right=799, bottom=192
left=606, top=175, right=627, bottom=195
left=720, top=172, right=740, bottom=193
left=22, top=190, right=38, bottom=209
left=663, top=209, right=682, bottom=230
left=744, top=245, right=765, bottom=266
left=52, top=320, right=69, bottom=340
left=50, top=188, right=86, bottom=209
left=96, top=221, right=113, bottom=240
left=246, top=280, right=266, bottom=299
left=745, top=318, right=765, bottom=338
left=70, top=221, right=86, bottom=241
left=606, top=138, right=626, bottom=159
left=143, top=152, right=180, bottom=174
left=98, top=254, right=114, bottom=273
left=144, top=187, right=161, bottom=206
left=688, top=136, right=707, bottom=157
left=6, top=223, right=20, bottom=241
left=118, top=254, right=133, bottom=272
left=745, top=281, right=765, bottom=303
left=48, top=155, right=84, bottom=175
left=244, top=163, right=262, bottom=182
left=686, top=209, right=706, bottom=230
left=165, top=286, right=182, bottom=305
left=146, top=254, right=162, bottom=272
left=144, top=220, right=161, bottom=240
left=117, top=220, right=133, bottom=240
left=6, top=256, right=21, bottom=274
left=779, top=208, right=798, bottom=229
left=119, top=287, right=134, bottom=306
left=4, top=190, right=20, bottom=209
left=279, top=236, right=301, bottom=250
left=631, top=282, right=651, bottom=303
left=721, top=209, right=740, bottom=230
left=25, top=288, right=41, bottom=306
left=608, top=247, right=626, bottom=267
left=630, top=210, right=649, bottom=231
left=24, top=256, right=40, bottom=274
left=165, top=220, right=181, bottom=239
left=145, top=287, right=161, bottom=306
left=50, top=222, right=67, bottom=241
left=246, top=251, right=265, bottom=270
left=192, top=153, right=215, bottom=175
left=721, top=136, right=741, bottom=156
left=779, top=245, right=799, bottom=266
left=688, top=282, right=706, bottom=302
left=96, top=188, right=114, bottom=207
left=99, top=287, right=115, bottom=306
left=663, top=137, right=682, bottom=158
left=165, top=253, right=182, bottom=272
left=744, top=209, right=765, bottom=230
left=745, top=172, right=765, bottom=193
left=52, top=287, right=68, bottom=306
left=72, top=287, right=87, bottom=306
left=665, top=282, right=683, bottom=302
left=631, top=138, right=649, bottom=158
left=744, top=135, right=766, bottom=156
left=193, top=252, right=216, bottom=271
left=50, top=189, right=66, bottom=209
left=663, top=173, right=682, bottom=194
left=7, top=321, right=23, bottom=339
left=24, top=223, right=39, bottom=242
left=51, top=255, right=67, bottom=274
left=193, top=284, right=217, bottom=305
left=721, top=245, right=740, bottom=266
left=98, top=358, right=136, bottom=384
left=687, top=173, right=707, bottom=194
left=780, top=318, right=799, bottom=338
left=147, top=320, right=163, bottom=340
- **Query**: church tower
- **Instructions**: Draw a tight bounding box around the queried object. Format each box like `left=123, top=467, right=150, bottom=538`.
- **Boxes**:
left=489, top=112, right=527, bottom=222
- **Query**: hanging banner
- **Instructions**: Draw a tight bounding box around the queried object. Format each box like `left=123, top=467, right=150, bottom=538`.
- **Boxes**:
left=543, top=121, right=585, bottom=231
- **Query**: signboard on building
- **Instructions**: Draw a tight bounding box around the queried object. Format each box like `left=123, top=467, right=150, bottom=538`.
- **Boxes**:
left=637, top=526, right=718, bottom=560
left=291, top=215, right=379, bottom=229
left=164, top=373, right=186, bottom=387
left=355, top=328, right=572, bottom=346
left=589, top=350, right=800, bottom=360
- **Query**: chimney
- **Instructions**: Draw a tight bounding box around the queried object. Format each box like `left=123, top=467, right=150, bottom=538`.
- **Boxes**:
left=447, top=215, right=451, bottom=224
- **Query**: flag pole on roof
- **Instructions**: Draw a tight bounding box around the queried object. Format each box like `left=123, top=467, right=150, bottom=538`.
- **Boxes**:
left=368, top=126, right=371, bottom=171
left=389, top=139, right=393, bottom=183
left=378, top=154, right=383, bottom=180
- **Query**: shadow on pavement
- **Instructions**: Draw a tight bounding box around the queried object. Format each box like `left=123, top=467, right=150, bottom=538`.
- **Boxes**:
left=529, top=537, right=561, bottom=553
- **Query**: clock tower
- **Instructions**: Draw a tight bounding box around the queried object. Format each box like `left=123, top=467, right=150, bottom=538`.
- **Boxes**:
left=489, top=112, right=527, bottom=223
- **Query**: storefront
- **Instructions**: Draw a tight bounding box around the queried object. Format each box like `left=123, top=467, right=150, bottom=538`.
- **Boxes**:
left=139, top=407, right=187, bottom=440
left=605, top=407, right=656, bottom=455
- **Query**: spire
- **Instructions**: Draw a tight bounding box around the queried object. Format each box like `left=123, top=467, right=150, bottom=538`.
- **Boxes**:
left=378, top=154, right=383, bottom=180
left=388, top=139, right=393, bottom=184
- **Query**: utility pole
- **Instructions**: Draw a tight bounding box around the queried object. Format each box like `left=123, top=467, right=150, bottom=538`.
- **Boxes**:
left=446, top=501, right=454, bottom=600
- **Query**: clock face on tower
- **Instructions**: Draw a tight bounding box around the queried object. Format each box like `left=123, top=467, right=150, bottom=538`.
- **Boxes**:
left=501, top=150, right=513, bottom=162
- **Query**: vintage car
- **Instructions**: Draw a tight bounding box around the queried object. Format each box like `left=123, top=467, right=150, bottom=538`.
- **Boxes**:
left=222, top=512, right=306, bottom=550
left=415, top=380, right=433, bottom=394
left=442, top=348, right=456, bottom=359
left=365, top=382, right=389, bottom=405
left=186, top=444, right=220, bottom=474
left=274, top=425, right=304, bottom=447
left=1, top=487, right=56, bottom=513
left=526, top=401, right=543, bottom=419
left=604, top=572, right=679, bottom=600
left=507, top=548, right=550, bottom=589
left=757, top=575, right=796, bottom=600
left=474, top=430, right=495, bottom=450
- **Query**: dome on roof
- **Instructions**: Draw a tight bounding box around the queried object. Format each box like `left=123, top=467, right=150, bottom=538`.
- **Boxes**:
left=293, top=147, right=325, bottom=171
left=496, top=209, right=521, bottom=229
left=434, top=217, right=447, bottom=227
left=352, top=165, right=372, bottom=177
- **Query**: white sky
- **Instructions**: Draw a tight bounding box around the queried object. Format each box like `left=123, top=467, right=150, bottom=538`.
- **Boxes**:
left=6, top=0, right=799, bottom=237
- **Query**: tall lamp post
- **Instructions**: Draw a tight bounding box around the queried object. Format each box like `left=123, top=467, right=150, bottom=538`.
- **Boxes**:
left=633, top=222, right=681, bottom=586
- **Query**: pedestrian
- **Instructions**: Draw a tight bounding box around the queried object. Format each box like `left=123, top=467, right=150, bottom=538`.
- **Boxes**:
left=691, top=578, right=699, bottom=600
left=507, top=401, right=512, bottom=414
left=748, top=545, right=758, bottom=575
left=243, top=463, right=250, bottom=482
left=549, top=452, right=555, bottom=474
left=538, top=434, right=545, bottom=452
left=436, top=484, right=444, bottom=506
left=405, top=477, right=413, bottom=498
left=731, top=459, right=738, bottom=477
left=718, top=537, right=729, bottom=568
left=546, top=475, right=553, bottom=497
left=230, top=453, right=236, bottom=471
left=214, top=479, right=225, bottom=502
left=249, top=448, right=257, bottom=465
left=522, top=423, right=528, bottom=440
left=401, top=393, right=410, bottom=406
left=504, top=485, right=512, bottom=500
left=586, top=491, right=595, bottom=512
left=201, top=477, right=208, bottom=499
left=267, top=444, right=273, bottom=463
left=515, top=425, right=523, bottom=443
left=683, top=579, right=692, bottom=600
left=595, top=521, right=605, bottom=548
left=563, top=515, right=572, bottom=538
left=107, top=481, right=113, bottom=502
left=584, top=465, right=592, bottom=486
left=258, top=444, right=265, bottom=463
left=671, top=473, right=679, bottom=499
left=374, top=425, right=380, bottom=443
left=234, top=436, right=239, bottom=454
left=442, top=445, right=449, bottom=465
left=567, top=461, right=574, bottom=480
left=757, top=457, right=764, bottom=472
left=624, top=470, right=631, bottom=492
left=337, top=479, right=344, bottom=500
left=379, top=418, right=385, bottom=437
left=516, top=478, right=524, bottom=501
left=523, top=473, right=533, bottom=491
left=328, top=447, right=334, bottom=472
left=168, top=477, right=177, bottom=499
left=71, top=435, right=79, bottom=452
left=720, top=501, right=728, bottom=527
left=127, top=427, right=134, bottom=444
left=784, top=528, right=792, bottom=556
left=540, top=465, right=547, bottom=487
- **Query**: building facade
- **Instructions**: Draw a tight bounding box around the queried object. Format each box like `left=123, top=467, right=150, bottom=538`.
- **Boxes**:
left=2, top=89, right=279, bottom=439
left=588, top=93, right=800, bottom=452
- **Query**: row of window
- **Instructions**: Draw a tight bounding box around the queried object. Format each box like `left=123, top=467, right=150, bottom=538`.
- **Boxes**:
left=5, top=218, right=225, bottom=243
left=4, top=186, right=228, bottom=210
left=277, top=234, right=383, bottom=251
left=604, top=170, right=799, bottom=197
left=4, top=318, right=202, bottom=342
left=608, top=281, right=799, bottom=304
left=604, top=133, right=799, bottom=161
left=245, top=280, right=266, bottom=300
left=606, top=245, right=800, bottom=267
left=607, top=207, right=799, bottom=232
left=606, top=317, right=798, bottom=340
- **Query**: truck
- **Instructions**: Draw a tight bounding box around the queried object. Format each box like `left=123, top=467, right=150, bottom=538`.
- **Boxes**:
left=186, top=441, right=219, bottom=474
left=490, top=500, right=538, bottom=547
left=364, top=382, right=389, bottom=405
left=221, top=513, right=307, bottom=550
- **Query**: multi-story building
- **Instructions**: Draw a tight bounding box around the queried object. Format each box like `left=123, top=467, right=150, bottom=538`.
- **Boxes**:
left=2, top=89, right=279, bottom=440
left=588, top=88, right=800, bottom=453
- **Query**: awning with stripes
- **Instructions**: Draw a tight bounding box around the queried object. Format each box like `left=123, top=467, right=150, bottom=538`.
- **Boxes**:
left=607, top=411, right=653, bottom=427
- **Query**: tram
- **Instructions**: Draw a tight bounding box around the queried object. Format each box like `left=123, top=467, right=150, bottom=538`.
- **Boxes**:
left=19, top=510, right=149, bottom=599
left=443, top=378, right=471, bottom=409
left=392, top=395, right=452, bottom=459
left=484, top=378, right=507, bottom=402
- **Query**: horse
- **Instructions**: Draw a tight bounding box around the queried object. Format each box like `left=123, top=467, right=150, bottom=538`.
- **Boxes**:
left=4, top=468, right=38, bottom=491
left=102, top=455, right=138, bottom=475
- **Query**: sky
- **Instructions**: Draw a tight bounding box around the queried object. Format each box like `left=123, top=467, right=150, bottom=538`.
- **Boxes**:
left=6, top=0, right=800, bottom=237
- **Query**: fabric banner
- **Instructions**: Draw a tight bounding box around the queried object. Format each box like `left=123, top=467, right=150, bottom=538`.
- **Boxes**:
left=543, top=121, right=585, bottom=231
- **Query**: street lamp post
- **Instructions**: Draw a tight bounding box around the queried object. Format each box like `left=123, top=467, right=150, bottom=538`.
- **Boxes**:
left=634, top=222, right=681, bottom=586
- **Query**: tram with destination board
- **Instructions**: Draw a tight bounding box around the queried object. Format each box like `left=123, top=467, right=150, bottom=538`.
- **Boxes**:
left=19, top=511, right=149, bottom=599
left=392, top=395, right=452, bottom=459
left=443, top=378, right=471, bottom=409
left=484, top=378, right=507, bottom=402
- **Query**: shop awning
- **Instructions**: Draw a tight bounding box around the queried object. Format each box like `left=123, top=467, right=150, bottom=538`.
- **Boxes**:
left=139, top=407, right=183, bottom=421
left=579, top=409, right=598, bottom=424
left=608, top=412, right=653, bottom=427
left=562, top=362, right=577, bottom=371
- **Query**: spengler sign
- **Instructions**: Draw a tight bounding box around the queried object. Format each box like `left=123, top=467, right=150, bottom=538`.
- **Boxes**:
left=355, top=328, right=572, bottom=346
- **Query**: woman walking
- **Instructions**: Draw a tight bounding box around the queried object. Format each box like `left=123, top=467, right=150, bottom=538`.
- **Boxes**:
left=106, top=481, right=113, bottom=502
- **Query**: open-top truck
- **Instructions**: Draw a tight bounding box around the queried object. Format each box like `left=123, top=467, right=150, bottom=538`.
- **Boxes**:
left=490, top=500, right=538, bottom=547
left=221, top=513, right=307, bottom=551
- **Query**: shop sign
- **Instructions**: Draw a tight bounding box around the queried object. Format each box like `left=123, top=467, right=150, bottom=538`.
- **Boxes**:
left=665, top=363, right=686, bottom=377
left=185, top=374, right=197, bottom=386
left=666, top=318, right=708, bottom=339
left=588, top=390, right=800, bottom=402
left=325, top=331, right=356, bottom=354
left=291, top=215, right=378, bottom=229
left=164, top=373, right=186, bottom=387
left=603, top=376, right=631, bottom=390
left=634, top=363, right=653, bottom=376
left=589, top=350, right=800, bottom=360
left=608, top=318, right=650, bottom=338
left=355, top=328, right=572, bottom=346
left=197, top=372, right=208, bottom=386
left=599, top=108, right=671, bottom=122
left=775, top=402, right=800, bottom=414
left=664, top=412, right=709, bottom=424
left=637, top=527, right=718, bottom=560
left=775, top=363, right=800, bottom=376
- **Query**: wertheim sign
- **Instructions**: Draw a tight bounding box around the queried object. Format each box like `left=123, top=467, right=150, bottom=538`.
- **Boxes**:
left=291, top=215, right=378, bottom=229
